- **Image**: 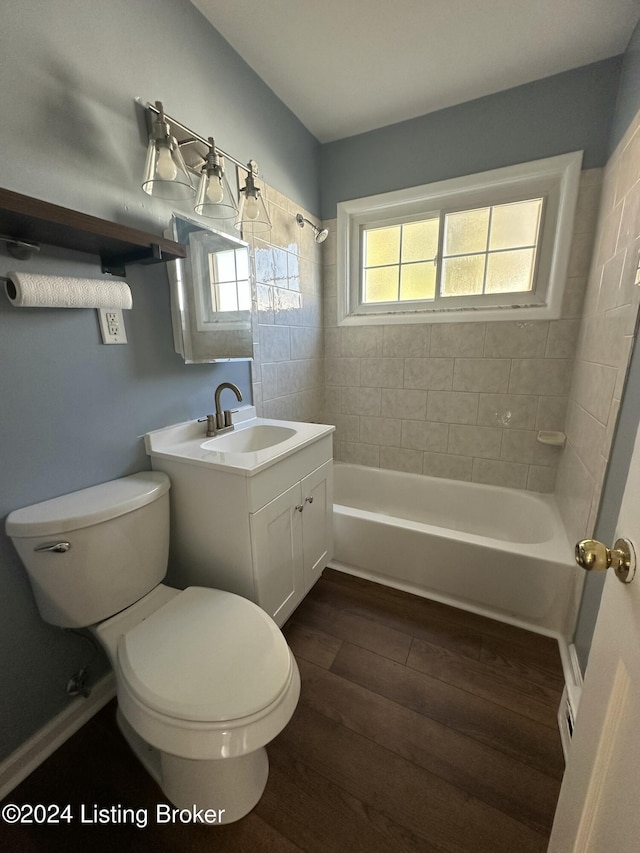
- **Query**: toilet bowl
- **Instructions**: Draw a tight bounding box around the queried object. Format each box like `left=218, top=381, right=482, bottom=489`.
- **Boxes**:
left=5, top=471, right=300, bottom=823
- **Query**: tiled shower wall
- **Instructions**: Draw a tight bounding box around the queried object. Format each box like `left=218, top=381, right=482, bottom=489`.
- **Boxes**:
left=247, top=185, right=324, bottom=423
left=320, top=170, right=602, bottom=492
left=556, top=115, right=640, bottom=543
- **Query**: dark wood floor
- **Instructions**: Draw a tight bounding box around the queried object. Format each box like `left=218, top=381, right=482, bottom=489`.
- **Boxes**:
left=1, top=569, right=565, bottom=852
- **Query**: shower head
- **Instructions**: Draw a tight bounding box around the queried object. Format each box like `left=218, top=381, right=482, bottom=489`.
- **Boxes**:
left=296, top=213, right=329, bottom=244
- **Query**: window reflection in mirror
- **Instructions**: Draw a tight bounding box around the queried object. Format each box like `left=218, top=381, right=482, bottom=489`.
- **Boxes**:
left=167, top=215, right=253, bottom=363
left=209, top=247, right=251, bottom=313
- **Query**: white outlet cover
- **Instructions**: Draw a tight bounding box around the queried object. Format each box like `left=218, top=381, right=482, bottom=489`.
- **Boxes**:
left=97, top=308, right=128, bottom=344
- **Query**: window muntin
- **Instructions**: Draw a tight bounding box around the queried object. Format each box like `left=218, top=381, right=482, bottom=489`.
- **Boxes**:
left=337, top=152, right=582, bottom=325
left=360, top=197, right=543, bottom=308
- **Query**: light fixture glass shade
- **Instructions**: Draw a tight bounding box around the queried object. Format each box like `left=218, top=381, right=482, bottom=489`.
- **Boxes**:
left=141, top=138, right=194, bottom=200
left=194, top=166, right=238, bottom=220
left=235, top=179, right=271, bottom=235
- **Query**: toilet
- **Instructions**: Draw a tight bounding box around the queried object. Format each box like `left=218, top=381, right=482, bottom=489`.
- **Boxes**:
left=5, top=471, right=300, bottom=823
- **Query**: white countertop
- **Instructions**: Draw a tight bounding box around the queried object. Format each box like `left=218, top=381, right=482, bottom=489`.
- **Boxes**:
left=144, top=407, right=335, bottom=476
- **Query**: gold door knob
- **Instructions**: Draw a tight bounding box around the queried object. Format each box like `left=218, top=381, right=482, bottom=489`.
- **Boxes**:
left=575, top=538, right=636, bottom=584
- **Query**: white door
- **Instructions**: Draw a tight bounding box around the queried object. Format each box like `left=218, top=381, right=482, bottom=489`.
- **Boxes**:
left=548, top=420, right=640, bottom=851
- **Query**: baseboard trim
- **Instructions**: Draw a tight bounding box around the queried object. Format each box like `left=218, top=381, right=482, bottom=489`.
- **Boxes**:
left=0, top=673, right=116, bottom=801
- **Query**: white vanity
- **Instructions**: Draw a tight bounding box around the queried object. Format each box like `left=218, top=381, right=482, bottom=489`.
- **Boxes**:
left=145, top=407, right=334, bottom=626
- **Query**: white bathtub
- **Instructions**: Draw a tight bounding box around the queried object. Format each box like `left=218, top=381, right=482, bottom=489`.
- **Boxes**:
left=330, top=463, right=580, bottom=637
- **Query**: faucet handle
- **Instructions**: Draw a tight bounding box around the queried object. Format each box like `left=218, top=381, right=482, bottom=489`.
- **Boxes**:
left=197, top=415, right=216, bottom=436
left=223, top=409, right=240, bottom=428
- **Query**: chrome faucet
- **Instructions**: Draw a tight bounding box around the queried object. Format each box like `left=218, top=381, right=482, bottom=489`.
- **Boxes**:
left=213, top=382, right=243, bottom=433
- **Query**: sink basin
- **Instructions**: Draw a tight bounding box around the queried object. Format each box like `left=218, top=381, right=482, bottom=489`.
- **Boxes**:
left=201, top=424, right=296, bottom=453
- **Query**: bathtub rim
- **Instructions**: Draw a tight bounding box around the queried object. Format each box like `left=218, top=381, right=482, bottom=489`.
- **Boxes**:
left=333, top=461, right=575, bottom=562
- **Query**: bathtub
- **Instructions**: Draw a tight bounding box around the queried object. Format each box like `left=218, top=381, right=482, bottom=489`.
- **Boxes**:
left=330, top=463, right=580, bottom=637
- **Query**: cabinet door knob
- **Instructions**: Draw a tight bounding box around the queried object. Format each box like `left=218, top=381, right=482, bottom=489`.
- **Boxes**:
left=305, top=496, right=314, bottom=504
left=295, top=505, right=304, bottom=512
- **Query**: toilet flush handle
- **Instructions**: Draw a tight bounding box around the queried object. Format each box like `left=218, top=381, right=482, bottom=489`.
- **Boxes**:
left=34, top=541, right=71, bottom=553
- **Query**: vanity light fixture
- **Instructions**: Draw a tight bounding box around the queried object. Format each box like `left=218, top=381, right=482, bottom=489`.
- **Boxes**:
left=141, top=101, right=195, bottom=200
left=140, top=101, right=271, bottom=234
left=295, top=213, right=329, bottom=244
left=194, top=138, right=238, bottom=220
left=235, top=161, right=272, bottom=234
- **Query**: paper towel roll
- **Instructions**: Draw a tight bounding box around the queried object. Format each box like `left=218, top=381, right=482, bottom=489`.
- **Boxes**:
left=5, top=273, right=133, bottom=309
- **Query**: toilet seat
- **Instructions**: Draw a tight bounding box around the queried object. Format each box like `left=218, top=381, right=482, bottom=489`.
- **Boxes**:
left=117, top=651, right=300, bottom=760
left=118, top=586, right=292, bottom=723
left=111, top=585, right=301, bottom=760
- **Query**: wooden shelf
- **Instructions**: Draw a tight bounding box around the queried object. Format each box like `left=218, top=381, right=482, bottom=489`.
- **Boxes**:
left=0, top=187, right=186, bottom=276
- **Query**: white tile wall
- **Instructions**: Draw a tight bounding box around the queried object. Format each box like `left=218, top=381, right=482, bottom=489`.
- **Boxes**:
left=321, top=171, right=602, bottom=491
left=556, top=117, right=640, bottom=542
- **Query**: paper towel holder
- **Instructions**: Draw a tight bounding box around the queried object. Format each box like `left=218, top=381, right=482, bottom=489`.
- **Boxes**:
left=1, top=276, right=19, bottom=303
left=0, top=234, right=39, bottom=261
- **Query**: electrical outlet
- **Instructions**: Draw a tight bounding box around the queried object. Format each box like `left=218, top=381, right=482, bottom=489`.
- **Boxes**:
left=97, top=308, right=128, bottom=344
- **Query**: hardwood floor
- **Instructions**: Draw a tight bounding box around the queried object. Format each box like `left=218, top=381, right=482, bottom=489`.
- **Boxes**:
left=1, top=569, right=565, bottom=852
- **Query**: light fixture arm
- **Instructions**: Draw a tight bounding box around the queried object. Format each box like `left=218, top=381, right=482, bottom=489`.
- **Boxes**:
left=240, top=162, right=261, bottom=199
left=146, top=102, right=253, bottom=176
left=202, top=138, right=224, bottom=177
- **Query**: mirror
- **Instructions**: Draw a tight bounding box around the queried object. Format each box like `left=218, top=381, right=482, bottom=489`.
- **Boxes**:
left=167, top=214, right=253, bottom=362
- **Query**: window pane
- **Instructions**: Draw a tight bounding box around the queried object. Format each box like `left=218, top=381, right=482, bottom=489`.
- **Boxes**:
left=490, top=199, right=543, bottom=250
left=237, top=280, right=251, bottom=310
left=215, top=250, right=237, bottom=283
left=402, top=219, right=439, bottom=262
left=364, top=226, right=401, bottom=267
left=400, top=263, right=436, bottom=301
left=364, top=266, right=399, bottom=302
left=444, top=208, right=490, bottom=255
left=235, top=249, right=249, bottom=279
left=485, top=249, right=535, bottom=293
left=441, top=255, right=486, bottom=296
left=214, top=282, right=239, bottom=311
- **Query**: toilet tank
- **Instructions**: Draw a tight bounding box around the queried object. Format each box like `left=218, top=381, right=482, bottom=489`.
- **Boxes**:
left=5, top=472, right=171, bottom=628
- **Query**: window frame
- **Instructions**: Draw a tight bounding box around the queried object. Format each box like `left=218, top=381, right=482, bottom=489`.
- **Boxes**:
left=337, top=152, right=583, bottom=326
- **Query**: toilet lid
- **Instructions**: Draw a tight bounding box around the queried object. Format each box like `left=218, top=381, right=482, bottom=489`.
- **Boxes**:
left=117, top=587, right=293, bottom=722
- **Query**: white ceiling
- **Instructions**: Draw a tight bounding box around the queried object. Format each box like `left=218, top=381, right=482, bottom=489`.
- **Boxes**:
left=190, top=0, right=639, bottom=143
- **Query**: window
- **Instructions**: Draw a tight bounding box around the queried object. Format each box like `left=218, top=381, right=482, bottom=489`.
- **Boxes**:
left=337, top=152, right=582, bottom=325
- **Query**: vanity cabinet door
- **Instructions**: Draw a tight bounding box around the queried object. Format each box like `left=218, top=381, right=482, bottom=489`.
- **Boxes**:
left=300, top=461, right=334, bottom=592
left=250, top=483, right=304, bottom=626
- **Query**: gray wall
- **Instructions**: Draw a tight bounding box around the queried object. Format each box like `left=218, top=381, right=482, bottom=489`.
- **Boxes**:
left=0, top=0, right=319, bottom=761
left=574, top=18, right=640, bottom=671
left=319, top=57, right=622, bottom=220
left=609, top=18, right=640, bottom=153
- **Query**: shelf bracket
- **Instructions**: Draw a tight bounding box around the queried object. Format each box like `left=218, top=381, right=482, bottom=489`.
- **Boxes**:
left=101, top=244, right=164, bottom=277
